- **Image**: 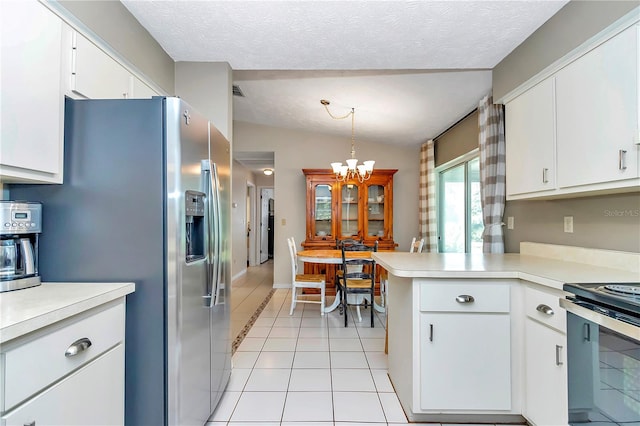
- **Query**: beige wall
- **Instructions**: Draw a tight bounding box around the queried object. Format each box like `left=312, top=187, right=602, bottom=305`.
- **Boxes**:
left=57, top=1, right=175, bottom=94
left=231, top=161, right=256, bottom=278
left=493, top=1, right=637, bottom=100
left=504, top=193, right=640, bottom=253
left=434, top=110, right=478, bottom=167
left=175, top=62, right=234, bottom=141
left=234, top=121, right=420, bottom=287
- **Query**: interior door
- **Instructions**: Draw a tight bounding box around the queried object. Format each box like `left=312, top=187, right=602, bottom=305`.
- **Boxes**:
left=260, top=188, right=273, bottom=263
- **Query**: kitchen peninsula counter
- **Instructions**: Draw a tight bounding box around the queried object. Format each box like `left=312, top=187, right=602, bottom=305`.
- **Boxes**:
left=371, top=243, right=638, bottom=424
left=372, top=248, right=639, bottom=290
left=0, top=282, right=135, bottom=344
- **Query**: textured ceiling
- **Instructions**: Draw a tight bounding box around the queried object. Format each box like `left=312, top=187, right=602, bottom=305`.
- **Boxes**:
left=121, top=0, right=568, bottom=170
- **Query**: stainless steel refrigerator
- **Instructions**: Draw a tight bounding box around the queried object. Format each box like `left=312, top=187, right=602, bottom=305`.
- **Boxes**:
left=10, top=97, right=232, bottom=426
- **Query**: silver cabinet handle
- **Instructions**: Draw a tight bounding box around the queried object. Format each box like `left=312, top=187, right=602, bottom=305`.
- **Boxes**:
left=619, top=149, right=627, bottom=170
left=65, top=337, right=92, bottom=357
left=24, top=422, right=35, bottom=426
left=542, top=168, right=549, bottom=183
left=583, top=323, right=591, bottom=342
left=536, top=304, right=554, bottom=316
left=429, top=323, right=434, bottom=342
left=456, top=295, right=475, bottom=303
left=555, top=345, right=563, bottom=366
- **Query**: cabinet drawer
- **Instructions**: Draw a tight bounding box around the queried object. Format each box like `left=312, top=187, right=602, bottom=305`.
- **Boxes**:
left=2, top=345, right=124, bottom=426
left=420, top=281, right=510, bottom=313
left=524, top=285, right=566, bottom=333
left=2, top=302, right=124, bottom=411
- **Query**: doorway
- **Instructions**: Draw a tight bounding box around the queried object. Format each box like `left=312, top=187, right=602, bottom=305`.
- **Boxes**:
left=246, top=182, right=257, bottom=267
left=259, top=187, right=274, bottom=264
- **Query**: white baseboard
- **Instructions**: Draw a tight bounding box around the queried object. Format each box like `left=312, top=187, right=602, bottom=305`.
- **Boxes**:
left=232, top=269, right=247, bottom=282
left=273, top=283, right=290, bottom=289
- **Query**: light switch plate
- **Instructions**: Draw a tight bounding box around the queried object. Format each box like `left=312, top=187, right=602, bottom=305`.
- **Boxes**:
left=564, top=216, right=574, bottom=233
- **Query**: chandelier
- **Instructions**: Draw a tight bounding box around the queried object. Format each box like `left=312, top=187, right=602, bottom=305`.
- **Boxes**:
left=321, top=99, right=375, bottom=182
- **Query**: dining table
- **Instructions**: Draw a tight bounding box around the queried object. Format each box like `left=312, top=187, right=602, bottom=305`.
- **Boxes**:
left=296, top=249, right=385, bottom=315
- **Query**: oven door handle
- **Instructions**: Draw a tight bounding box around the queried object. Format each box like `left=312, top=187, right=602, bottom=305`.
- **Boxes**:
left=559, top=298, right=640, bottom=341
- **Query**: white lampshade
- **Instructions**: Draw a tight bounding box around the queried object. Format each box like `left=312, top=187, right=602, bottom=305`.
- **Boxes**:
left=346, top=158, right=358, bottom=170
left=357, top=165, right=366, bottom=176
left=339, top=165, right=348, bottom=176
left=331, top=162, right=343, bottom=173
left=363, top=160, right=375, bottom=172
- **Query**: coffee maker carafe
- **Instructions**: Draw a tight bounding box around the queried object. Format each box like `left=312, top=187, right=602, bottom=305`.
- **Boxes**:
left=0, top=201, right=41, bottom=292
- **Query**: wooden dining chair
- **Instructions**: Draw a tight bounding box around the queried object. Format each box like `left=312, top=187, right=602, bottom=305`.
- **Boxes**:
left=337, top=241, right=378, bottom=327
left=287, top=237, right=326, bottom=316
left=409, top=237, right=425, bottom=253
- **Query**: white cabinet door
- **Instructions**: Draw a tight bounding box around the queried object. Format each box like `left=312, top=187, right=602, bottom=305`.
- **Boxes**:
left=0, top=0, right=64, bottom=183
left=72, top=32, right=131, bottom=100
left=419, top=312, right=511, bottom=410
left=556, top=25, right=639, bottom=188
left=505, top=78, right=556, bottom=196
left=524, top=319, right=568, bottom=426
left=132, top=76, right=159, bottom=98
left=2, top=345, right=124, bottom=426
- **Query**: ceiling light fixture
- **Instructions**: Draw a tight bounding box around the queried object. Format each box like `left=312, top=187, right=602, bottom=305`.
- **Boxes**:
left=263, top=168, right=273, bottom=176
left=322, top=99, right=374, bottom=183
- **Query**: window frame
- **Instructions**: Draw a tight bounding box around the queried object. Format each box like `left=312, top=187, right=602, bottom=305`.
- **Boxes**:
left=435, top=149, right=482, bottom=253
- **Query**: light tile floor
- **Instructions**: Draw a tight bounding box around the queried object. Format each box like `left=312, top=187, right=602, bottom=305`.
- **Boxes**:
left=212, top=261, right=523, bottom=426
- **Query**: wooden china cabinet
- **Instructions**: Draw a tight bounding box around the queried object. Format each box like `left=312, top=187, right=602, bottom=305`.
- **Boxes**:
left=301, top=169, right=397, bottom=290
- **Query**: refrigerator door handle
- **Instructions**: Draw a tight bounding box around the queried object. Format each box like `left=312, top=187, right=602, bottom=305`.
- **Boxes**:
left=211, top=161, right=224, bottom=306
left=201, top=160, right=216, bottom=308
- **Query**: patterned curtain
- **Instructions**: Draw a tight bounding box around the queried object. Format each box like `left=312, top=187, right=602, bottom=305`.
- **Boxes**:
left=478, top=94, right=506, bottom=253
left=419, top=139, right=437, bottom=252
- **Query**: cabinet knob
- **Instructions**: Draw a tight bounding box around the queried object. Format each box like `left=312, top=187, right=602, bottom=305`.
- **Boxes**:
left=65, top=337, right=92, bottom=357
left=536, top=304, right=554, bottom=316
left=455, top=295, right=475, bottom=304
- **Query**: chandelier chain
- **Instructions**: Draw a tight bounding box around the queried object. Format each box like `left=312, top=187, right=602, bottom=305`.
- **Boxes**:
left=321, top=99, right=374, bottom=182
left=322, top=104, right=357, bottom=159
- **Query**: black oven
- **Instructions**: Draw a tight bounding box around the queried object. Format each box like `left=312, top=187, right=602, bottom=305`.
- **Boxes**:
left=560, top=283, right=640, bottom=425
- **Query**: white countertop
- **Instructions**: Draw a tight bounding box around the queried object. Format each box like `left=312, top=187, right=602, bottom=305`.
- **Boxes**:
left=372, top=252, right=639, bottom=290
left=0, top=282, right=135, bottom=344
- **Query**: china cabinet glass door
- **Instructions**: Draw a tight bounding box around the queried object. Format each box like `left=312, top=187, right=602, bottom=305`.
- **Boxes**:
left=340, top=184, right=359, bottom=237
left=314, top=184, right=333, bottom=238
left=366, top=184, right=386, bottom=238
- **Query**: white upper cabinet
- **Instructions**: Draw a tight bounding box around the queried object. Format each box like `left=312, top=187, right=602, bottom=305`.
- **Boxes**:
left=0, top=1, right=65, bottom=183
left=504, top=22, right=640, bottom=200
left=71, top=31, right=160, bottom=100
left=505, top=78, right=556, bottom=196
left=556, top=24, right=639, bottom=189
left=72, top=33, right=132, bottom=100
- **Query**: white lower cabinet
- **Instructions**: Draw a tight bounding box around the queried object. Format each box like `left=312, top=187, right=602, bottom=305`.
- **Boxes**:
left=2, top=345, right=124, bottom=426
left=418, top=281, right=512, bottom=412
left=420, top=312, right=511, bottom=410
left=0, top=301, right=126, bottom=426
left=524, top=319, right=568, bottom=426
left=522, top=284, right=568, bottom=426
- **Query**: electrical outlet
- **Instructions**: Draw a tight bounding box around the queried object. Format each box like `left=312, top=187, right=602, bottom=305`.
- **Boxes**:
left=564, top=216, right=574, bottom=233
left=507, top=216, right=514, bottom=230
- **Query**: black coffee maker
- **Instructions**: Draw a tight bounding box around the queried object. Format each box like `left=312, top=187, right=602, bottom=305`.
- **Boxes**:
left=0, top=201, right=41, bottom=292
